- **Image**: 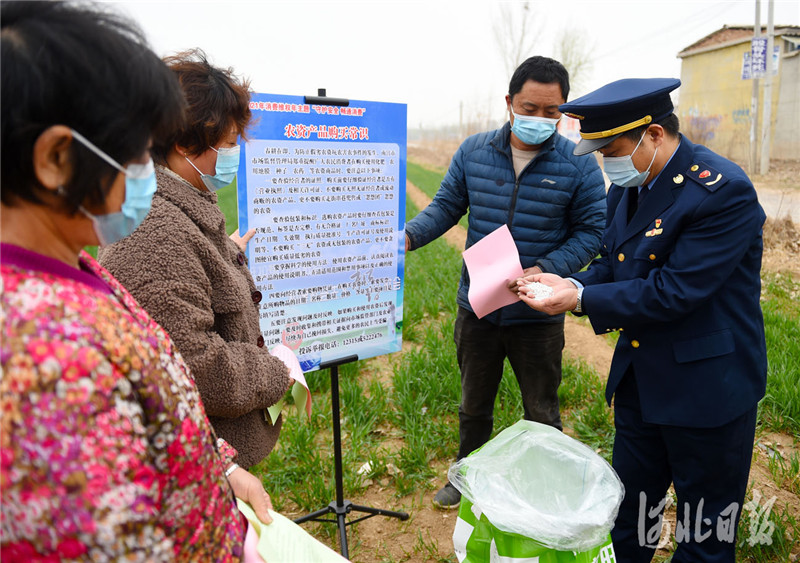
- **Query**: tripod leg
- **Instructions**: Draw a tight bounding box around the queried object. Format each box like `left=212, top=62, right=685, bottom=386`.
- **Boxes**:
left=349, top=504, right=410, bottom=521
left=337, top=510, right=349, bottom=559
left=293, top=505, right=334, bottom=525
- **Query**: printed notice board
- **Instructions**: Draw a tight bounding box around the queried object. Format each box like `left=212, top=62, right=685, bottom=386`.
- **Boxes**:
left=237, top=93, right=407, bottom=372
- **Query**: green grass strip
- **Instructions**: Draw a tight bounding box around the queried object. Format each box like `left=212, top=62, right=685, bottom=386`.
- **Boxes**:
left=407, top=160, right=469, bottom=231
left=759, top=273, right=800, bottom=435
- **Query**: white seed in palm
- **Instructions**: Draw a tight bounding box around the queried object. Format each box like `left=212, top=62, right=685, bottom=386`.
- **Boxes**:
left=524, top=281, right=553, bottom=300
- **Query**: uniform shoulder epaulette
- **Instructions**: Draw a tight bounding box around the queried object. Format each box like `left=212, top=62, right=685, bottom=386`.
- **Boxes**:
left=685, top=162, right=729, bottom=192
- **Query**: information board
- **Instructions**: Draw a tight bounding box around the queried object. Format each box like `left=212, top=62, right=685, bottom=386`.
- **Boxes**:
left=237, top=93, right=407, bottom=371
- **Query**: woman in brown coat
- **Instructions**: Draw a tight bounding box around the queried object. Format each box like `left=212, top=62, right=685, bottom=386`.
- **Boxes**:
left=100, top=49, right=290, bottom=469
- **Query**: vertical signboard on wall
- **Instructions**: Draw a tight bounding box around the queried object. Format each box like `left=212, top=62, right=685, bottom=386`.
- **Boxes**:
left=237, top=93, right=407, bottom=371
left=746, top=38, right=780, bottom=79
left=751, top=37, right=769, bottom=78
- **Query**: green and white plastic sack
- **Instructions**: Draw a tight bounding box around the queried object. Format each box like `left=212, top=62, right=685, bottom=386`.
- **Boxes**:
left=454, top=498, right=616, bottom=562
left=449, top=420, right=623, bottom=561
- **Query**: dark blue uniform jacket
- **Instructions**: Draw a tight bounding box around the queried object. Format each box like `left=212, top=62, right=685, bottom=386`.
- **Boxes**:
left=573, top=136, right=767, bottom=428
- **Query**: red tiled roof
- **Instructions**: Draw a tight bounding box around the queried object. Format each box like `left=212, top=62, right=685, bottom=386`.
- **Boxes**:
left=678, top=25, right=800, bottom=57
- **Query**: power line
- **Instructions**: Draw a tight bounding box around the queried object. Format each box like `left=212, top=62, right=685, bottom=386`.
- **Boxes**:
left=593, top=2, right=736, bottom=61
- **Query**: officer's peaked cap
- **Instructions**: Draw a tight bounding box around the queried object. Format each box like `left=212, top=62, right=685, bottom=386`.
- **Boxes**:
left=559, top=78, right=681, bottom=156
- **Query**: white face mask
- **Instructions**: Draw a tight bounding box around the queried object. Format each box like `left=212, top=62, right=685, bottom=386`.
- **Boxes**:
left=602, top=131, right=658, bottom=188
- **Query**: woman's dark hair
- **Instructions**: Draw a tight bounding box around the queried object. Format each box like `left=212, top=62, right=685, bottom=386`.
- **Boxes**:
left=508, top=56, right=570, bottom=102
left=153, top=49, right=252, bottom=163
left=620, top=113, right=681, bottom=142
left=1, top=1, right=185, bottom=211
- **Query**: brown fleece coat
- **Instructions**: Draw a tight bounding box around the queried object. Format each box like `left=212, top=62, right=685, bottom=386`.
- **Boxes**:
left=99, top=166, right=290, bottom=468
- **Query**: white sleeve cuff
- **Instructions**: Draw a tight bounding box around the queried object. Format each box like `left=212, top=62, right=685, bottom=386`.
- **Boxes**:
left=566, top=277, right=584, bottom=290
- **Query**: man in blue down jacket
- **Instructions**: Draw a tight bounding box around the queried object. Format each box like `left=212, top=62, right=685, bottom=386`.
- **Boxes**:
left=404, top=56, right=606, bottom=509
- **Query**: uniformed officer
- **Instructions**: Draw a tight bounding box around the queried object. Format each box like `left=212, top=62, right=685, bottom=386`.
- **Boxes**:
left=516, top=78, right=767, bottom=562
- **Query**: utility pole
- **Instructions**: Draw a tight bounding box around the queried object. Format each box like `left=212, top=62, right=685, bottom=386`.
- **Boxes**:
left=760, top=0, right=775, bottom=175
left=750, top=0, right=761, bottom=174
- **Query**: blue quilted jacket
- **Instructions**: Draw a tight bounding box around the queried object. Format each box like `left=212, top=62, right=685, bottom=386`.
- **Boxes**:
left=406, top=122, right=606, bottom=325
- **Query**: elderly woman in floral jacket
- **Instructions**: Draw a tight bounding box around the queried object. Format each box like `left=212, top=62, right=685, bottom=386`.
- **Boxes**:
left=100, top=49, right=290, bottom=469
left=0, top=3, right=272, bottom=559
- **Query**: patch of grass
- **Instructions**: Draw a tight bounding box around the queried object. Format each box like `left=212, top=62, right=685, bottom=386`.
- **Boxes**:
left=736, top=489, right=800, bottom=561
left=413, top=530, right=456, bottom=563
left=766, top=448, right=800, bottom=496
left=558, top=357, right=604, bottom=409
left=217, top=178, right=240, bottom=234
left=406, top=161, right=447, bottom=202
left=568, top=397, right=616, bottom=464
left=256, top=393, right=334, bottom=513
left=392, top=320, right=461, bottom=492
left=558, top=358, right=616, bottom=462
left=341, top=363, right=390, bottom=441
left=406, top=160, right=469, bottom=231
left=759, top=272, right=800, bottom=434
left=402, top=200, right=462, bottom=342
left=493, top=359, right=525, bottom=431
left=554, top=355, right=617, bottom=461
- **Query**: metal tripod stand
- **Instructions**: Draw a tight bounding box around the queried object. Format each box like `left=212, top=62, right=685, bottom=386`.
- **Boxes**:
left=293, top=355, right=409, bottom=558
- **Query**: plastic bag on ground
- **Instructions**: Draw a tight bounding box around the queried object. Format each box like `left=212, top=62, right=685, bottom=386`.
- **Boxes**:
left=448, top=420, right=624, bottom=552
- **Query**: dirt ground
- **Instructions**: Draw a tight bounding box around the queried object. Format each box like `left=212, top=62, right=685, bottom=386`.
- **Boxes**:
left=311, top=145, right=800, bottom=562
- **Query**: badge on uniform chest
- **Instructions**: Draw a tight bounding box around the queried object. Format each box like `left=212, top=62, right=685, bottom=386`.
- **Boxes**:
left=645, top=218, right=664, bottom=238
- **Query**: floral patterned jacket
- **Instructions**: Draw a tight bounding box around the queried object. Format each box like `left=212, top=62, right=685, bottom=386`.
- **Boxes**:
left=1, top=245, right=246, bottom=561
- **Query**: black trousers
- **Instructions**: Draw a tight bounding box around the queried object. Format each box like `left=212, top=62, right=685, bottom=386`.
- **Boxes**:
left=454, top=307, right=564, bottom=460
left=611, top=370, right=757, bottom=562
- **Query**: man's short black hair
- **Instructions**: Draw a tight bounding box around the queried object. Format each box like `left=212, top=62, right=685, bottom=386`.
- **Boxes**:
left=621, top=113, right=681, bottom=142
left=1, top=1, right=185, bottom=211
left=508, top=56, right=570, bottom=101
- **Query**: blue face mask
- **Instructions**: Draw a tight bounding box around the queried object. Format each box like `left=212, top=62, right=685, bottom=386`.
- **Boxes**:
left=69, top=129, right=157, bottom=245
left=511, top=111, right=560, bottom=146
left=602, top=131, right=658, bottom=188
left=185, top=145, right=240, bottom=192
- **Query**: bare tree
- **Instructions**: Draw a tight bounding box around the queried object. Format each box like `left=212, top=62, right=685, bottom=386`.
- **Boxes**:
left=463, top=94, right=506, bottom=137
left=493, top=2, right=543, bottom=78
left=554, top=27, right=595, bottom=97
